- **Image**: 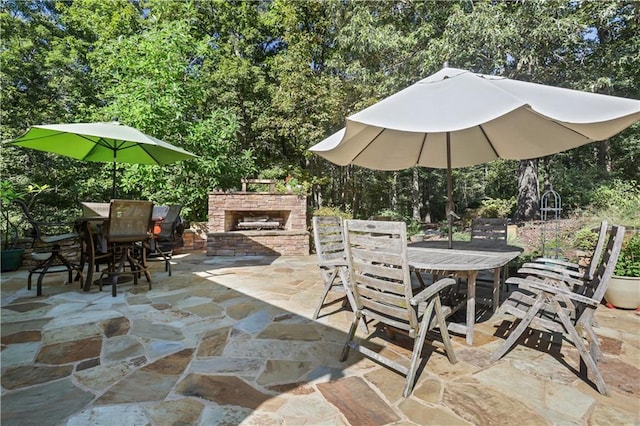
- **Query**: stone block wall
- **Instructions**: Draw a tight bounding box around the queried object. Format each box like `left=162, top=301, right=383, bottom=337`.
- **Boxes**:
left=207, top=230, right=309, bottom=256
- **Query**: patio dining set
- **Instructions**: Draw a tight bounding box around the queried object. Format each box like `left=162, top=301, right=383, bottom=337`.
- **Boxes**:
left=19, top=199, right=183, bottom=298
left=311, top=215, right=625, bottom=397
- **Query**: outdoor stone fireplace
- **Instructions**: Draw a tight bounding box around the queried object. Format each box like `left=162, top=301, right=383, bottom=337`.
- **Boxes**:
left=207, top=182, right=309, bottom=256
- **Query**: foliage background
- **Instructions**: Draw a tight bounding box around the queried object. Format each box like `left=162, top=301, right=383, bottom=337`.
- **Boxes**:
left=1, top=0, right=638, bottom=236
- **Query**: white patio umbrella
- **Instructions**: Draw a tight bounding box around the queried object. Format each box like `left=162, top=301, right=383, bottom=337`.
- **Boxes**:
left=309, top=67, right=640, bottom=247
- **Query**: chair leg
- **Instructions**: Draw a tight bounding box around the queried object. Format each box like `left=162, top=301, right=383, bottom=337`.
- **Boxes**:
left=490, top=293, right=546, bottom=362
left=165, top=250, right=171, bottom=276
left=113, top=248, right=128, bottom=297
left=405, top=299, right=435, bottom=397
left=140, top=246, right=152, bottom=286
left=37, top=272, right=46, bottom=297
left=160, top=248, right=171, bottom=276
left=583, top=324, right=604, bottom=362
left=313, top=268, right=338, bottom=320
left=338, top=267, right=369, bottom=334
left=551, top=301, right=609, bottom=395
left=128, top=250, right=138, bottom=286
left=340, top=314, right=360, bottom=362
left=27, top=245, right=82, bottom=296
left=435, top=298, right=457, bottom=364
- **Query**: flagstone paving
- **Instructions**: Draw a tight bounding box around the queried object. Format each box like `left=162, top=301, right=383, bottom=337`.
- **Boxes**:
left=1, top=251, right=639, bottom=425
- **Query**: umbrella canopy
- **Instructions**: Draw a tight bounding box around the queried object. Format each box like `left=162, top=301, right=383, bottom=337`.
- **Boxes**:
left=310, top=67, right=640, bottom=246
left=8, top=122, right=198, bottom=198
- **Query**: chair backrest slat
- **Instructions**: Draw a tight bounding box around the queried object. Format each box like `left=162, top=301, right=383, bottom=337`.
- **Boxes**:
left=470, top=218, right=508, bottom=244
left=585, top=221, right=608, bottom=280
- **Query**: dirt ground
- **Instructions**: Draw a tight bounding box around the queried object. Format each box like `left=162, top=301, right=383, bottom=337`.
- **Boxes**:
left=511, top=218, right=595, bottom=261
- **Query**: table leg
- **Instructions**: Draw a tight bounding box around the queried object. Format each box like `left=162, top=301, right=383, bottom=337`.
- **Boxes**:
left=414, top=270, right=427, bottom=288
left=466, top=271, right=477, bottom=345
left=493, top=267, right=501, bottom=312
left=82, top=221, right=96, bottom=292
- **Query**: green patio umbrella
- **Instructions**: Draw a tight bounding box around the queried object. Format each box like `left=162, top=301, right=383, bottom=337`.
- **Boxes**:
left=8, top=122, right=198, bottom=198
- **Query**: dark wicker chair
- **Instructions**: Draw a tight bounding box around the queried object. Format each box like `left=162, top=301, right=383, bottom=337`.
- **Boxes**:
left=14, top=199, right=82, bottom=296
left=150, top=204, right=183, bottom=276
left=98, top=200, right=154, bottom=296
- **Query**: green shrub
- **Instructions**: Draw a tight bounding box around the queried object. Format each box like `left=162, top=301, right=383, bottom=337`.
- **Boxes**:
left=407, top=219, right=423, bottom=237
left=257, top=166, right=311, bottom=195
left=615, top=232, right=640, bottom=277
left=373, top=208, right=404, bottom=221
left=274, top=177, right=311, bottom=195
left=372, top=209, right=423, bottom=236
left=312, top=206, right=352, bottom=219
left=477, top=197, right=516, bottom=218
left=591, top=180, right=640, bottom=227
left=573, top=227, right=599, bottom=252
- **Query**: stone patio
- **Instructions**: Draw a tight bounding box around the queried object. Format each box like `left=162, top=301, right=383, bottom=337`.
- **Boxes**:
left=1, top=250, right=639, bottom=425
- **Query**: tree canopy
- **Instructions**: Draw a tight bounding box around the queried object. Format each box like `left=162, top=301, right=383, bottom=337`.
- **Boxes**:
left=1, top=0, right=638, bottom=228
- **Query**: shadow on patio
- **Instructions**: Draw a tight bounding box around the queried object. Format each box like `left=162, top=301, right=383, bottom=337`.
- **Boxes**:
left=1, top=251, right=638, bottom=425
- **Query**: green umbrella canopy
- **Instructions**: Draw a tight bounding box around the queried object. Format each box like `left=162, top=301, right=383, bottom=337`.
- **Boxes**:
left=9, top=122, right=197, bottom=165
left=8, top=122, right=198, bottom=198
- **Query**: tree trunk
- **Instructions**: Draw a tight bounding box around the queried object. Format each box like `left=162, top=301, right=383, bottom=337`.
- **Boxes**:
left=392, top=171, right=398, bottom=211
left=597, top=140, right=611, bottom=174
left=412, top=168, right=420, bottom=221
left=515, top=159, right=540, bottom=222
left=422, top=176, right=432, bottom=223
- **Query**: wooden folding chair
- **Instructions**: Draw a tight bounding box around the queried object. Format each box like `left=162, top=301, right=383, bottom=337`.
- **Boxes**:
left=513, top=221, right=609, bottom=288
left=340, top=219, right=457, bottom=397
left=470, top=218, right=508, bottom=243
left=311, top=216, right=356, bottom=320
left=507, top=221, right=610, bottom=315
left=490, top=225, right=625, bottom=395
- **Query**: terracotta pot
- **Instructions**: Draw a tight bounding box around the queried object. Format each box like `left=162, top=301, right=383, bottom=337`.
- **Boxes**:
left=605, top=275, right=640, bottom=309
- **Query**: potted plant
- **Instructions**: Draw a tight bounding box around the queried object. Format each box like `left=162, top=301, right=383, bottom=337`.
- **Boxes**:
left=1, top=180, right=25, bottom=271
left=605, top=231, right=640, bottom=310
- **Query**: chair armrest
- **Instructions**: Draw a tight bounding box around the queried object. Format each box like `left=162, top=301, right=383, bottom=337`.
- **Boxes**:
left=507, top=275, right=572, bottom=293
left=41, top=232, right=79, bottom=245
left=319, top=259, right=348, bottom=269
left=533, top=257, right=580, bottom=270
left=411, top=278, right=456, bottom=305
left=524, top=261, right=583, bottom=278
left=516, top=267, right=585, bottom=288
left=526, top=281, right=599, bottom=306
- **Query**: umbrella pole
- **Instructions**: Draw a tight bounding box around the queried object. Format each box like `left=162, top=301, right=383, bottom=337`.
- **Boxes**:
left=112, top=161, right=116, bottom=199
left=446, top=133, right=453, bottom=249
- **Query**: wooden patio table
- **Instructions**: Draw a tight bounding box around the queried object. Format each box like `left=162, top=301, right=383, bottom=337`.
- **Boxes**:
left=407, top=240, right=522, bottom=345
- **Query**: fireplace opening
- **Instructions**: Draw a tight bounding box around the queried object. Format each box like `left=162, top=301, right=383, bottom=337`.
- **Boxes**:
left=233, top=210, right=288, bottom=231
